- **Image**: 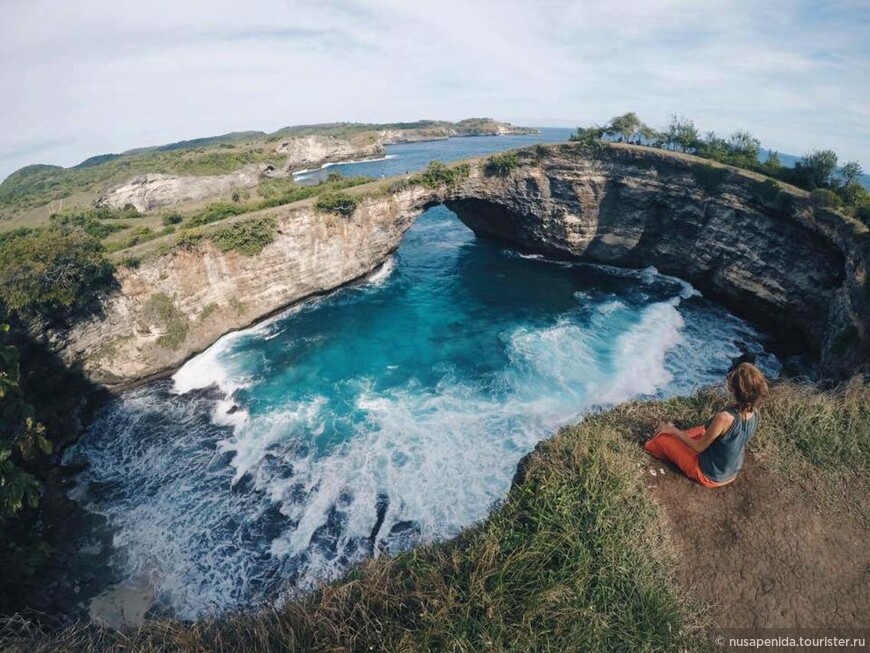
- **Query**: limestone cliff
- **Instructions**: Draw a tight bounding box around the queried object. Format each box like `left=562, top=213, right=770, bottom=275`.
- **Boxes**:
left=53, top=143, right=868, bottom=387
left=444, top=144, right=869, bottom=377
left=56, top=186, right=432, bottom=385
left=275, top=135, right=384, bottom=172
left=95, top=164, right=270, bottom=213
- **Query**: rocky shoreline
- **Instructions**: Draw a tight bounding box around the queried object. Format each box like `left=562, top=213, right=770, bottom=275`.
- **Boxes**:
left=48, top=143, right=869, bottom=390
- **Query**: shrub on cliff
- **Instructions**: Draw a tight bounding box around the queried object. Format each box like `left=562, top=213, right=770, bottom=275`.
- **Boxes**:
left=749, top=178, right=782, bottom=206
left=809, top=188, right=842, bottom=209
left=314, top=192, right=359, bottom=217
left=484, top=152, right=520, bottom=177
left=175, top=229, right=204, bottom=250
left=143, top=293, right=189, bottom=350
left=569, top=126, right=607, bottom=154
left=691, top=164, right=728, bottom=195
left=48, top=211, right=126, bottom=239
left=418, top=161, right=470, bottom=188
left=0, top=224, right=115, bottom=323
left=794, top=150, right=838, bottom=190
left=0, top=325, right=54, bottom=610
left=212, top=218, right=277, bottom=256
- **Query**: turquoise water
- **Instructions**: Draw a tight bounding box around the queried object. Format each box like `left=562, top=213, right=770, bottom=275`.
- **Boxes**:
left=68, top=136, right=780, bottom=619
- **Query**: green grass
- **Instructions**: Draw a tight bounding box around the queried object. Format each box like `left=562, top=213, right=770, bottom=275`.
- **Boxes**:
left=0, top=119, right=528, bottom=218
left=4, top=400, right=709, bottom=653
left=4, top=379, right=869, bottom=651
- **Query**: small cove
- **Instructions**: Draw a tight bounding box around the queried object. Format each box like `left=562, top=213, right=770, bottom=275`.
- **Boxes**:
left=67, top=134, right=781, bottom=619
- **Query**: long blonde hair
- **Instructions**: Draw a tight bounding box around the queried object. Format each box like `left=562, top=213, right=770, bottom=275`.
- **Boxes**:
left=726, top=362, right=768, bottom=415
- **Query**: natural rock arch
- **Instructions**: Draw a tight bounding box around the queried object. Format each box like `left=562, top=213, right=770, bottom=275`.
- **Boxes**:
left=55, top=144, right=868, bottom=386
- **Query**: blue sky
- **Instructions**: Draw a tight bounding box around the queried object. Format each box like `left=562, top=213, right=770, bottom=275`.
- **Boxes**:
left=1, top=0, right=868, bottom=180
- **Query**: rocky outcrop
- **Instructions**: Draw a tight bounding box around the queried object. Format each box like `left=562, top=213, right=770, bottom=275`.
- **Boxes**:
left=96, top=164, right=271, bottom=213
left=444, top=144, right=869, bottom=377
left=57, top=187, right=432, bottom=385
left=276, top=135, right=384, bottom=171
left=55, top=143, right=868, bottom=386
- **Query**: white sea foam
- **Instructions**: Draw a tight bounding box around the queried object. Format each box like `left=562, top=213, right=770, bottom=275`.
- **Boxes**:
left=219, top=295, right=690, bottom=593
left=365, top=256, right=396, bottom=286
left=71, top=214, right=779, bottom=618
left=171, top=331, right=249, bottom=396
left=292, top=155, right=398, bottom=179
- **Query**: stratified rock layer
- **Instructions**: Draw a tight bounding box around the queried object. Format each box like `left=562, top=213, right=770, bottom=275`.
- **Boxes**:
left=446, top=144, right=868, bottom=377
left=53, top=144, right=869, bottom=386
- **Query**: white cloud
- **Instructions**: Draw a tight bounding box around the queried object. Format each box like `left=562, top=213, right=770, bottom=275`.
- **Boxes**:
left=1, top=0, right=868, bottom=179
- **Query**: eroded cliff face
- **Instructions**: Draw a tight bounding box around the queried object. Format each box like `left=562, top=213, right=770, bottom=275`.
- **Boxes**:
left=57, top=186, right=432, bottom=385
left=56, top=143, right=868, bottom=387
left=276, top=135, right=384, bottom=171
left=95, top=165, right=269, bottom=213
left=445, top=144, right=869, bottom=377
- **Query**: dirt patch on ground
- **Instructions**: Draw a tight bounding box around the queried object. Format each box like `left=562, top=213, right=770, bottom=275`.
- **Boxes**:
left=647, top=452, right=869, bottom=630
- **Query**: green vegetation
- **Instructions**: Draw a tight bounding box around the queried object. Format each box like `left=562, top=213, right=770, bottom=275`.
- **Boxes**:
left=571, top=112, right=870, bottom=222
left=0, top=325, right=52, bottom=608
left=484, top=152, right=521, bottom=177
left=199, top=302, right=219, bottom=321
left=809, top=188, right=842, bottom=209
left=568, top=126, right=608, bottom=155
left=271, top=118, right=531, bottom=141
left=691, top=164, right=729, bottom=195
left=162, top=212, right=183, bottom=226
left=185, top=202, right=249, bottom=228
left=749, top=178, right=782, bottom=206
left=48, top=211, right=126, bottom=239
left=5, top=402, right=707, bottom=652
left=0, top=223, right=114, bottom=322
left=0, top=148, right=273, bottom=214
left=211, top=218, right=277, bottom=256
left=175, top=229, right=204, bottom=250
left=142, top=293, right=189, bottom=350
left=417, top=161, right=471, bottom=188
left=314, top=192, right=359, bottom=217
left=0, top=120, right=530, bottom=219
left=255, top=176, right=369, bottom=211
left=3, top=375, right=868, bottom=650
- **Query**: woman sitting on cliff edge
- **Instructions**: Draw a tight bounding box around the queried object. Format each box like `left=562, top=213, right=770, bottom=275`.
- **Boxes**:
left=645, top=358, right=769, bottom=488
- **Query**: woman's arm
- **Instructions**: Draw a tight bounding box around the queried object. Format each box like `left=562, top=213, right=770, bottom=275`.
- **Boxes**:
left=656, top=411, right=734, bottom=454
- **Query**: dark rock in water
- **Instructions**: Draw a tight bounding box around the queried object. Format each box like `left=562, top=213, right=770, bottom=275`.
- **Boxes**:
left=177, top=383, right=225, bottom=401
left=310, top=506, right=348, bottom=557
left=226, top=404, right=240, bottom=415
left=378, top=520, right=421, bottom=556
left=512, top=439, right=548, bottom=487
left=231, top=472, right=255, bottom=494
left=367, top=493, right=390, bottom=554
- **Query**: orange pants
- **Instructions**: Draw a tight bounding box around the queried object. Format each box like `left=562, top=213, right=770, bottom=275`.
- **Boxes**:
left=644, top=426, right=731, bottom=489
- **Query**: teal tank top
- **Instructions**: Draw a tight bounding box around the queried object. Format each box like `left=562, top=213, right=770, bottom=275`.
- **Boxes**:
left=698, top=407, right=758, bottom=483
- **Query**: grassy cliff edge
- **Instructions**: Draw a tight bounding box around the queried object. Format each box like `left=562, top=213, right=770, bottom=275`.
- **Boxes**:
left=4, top=379, right=867, bottom=652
